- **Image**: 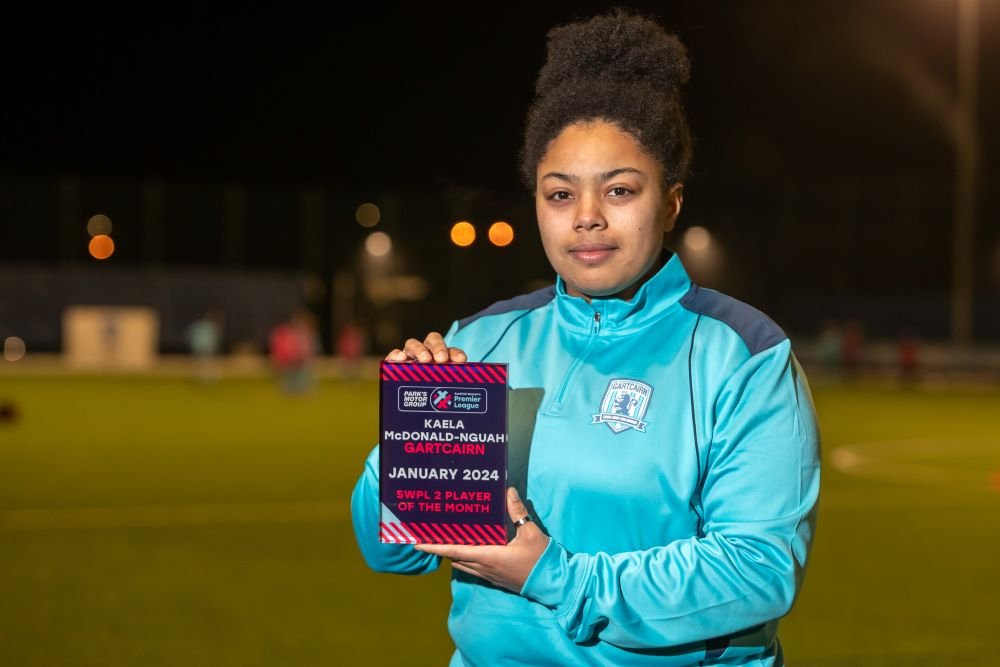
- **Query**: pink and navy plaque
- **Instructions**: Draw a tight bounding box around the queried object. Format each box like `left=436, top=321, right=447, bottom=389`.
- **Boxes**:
left=379, top=361, right=508, bottom=545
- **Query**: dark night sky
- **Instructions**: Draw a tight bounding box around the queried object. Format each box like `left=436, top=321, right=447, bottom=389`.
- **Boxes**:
left=1, top=1, right=998, bottom=337
left=2, top=2, right=995, bottom=186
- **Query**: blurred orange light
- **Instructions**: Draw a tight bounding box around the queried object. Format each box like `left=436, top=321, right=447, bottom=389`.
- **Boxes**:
left=488, top=221, right=514, bottom=247
left=365, top=231, right=392, bottom=257
left=450, top=221, right=476, bottom=247
left=89, top=234, right=115, bottom=260
left=684, top=226, right=711, bottom=252
left=86, top=214, right=113, bottom=237
left=356, top=202, right=381, bottom=228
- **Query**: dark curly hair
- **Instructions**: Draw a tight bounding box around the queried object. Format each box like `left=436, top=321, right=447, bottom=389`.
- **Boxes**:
left=520, top=8, right=693, bottom=191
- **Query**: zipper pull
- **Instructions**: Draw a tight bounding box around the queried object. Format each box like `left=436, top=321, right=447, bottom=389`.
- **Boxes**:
left=593, top=312, right=601, bottom=333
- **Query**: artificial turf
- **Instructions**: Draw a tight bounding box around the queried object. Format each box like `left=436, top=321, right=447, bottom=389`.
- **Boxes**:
left=0, top=374, right=997, bottom=665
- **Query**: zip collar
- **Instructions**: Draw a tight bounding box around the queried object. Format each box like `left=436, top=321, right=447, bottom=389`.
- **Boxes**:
left=554, top=250, right=692, bottom=335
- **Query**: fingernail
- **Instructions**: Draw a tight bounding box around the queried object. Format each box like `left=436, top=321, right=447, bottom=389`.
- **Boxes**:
left=509, top=487, right=520, bottom=502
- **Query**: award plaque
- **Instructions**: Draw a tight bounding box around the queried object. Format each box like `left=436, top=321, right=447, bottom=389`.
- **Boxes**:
left=378, top=361, right=508, bottom=545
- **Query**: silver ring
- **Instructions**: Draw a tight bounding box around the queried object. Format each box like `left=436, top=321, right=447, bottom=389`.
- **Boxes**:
left=513, top=515, right=533, bottom=527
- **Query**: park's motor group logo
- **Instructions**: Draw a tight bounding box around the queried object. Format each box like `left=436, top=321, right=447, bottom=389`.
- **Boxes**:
left=397, top=386, right=487, bottom=414
left=592, top=379, right=652, bottom=433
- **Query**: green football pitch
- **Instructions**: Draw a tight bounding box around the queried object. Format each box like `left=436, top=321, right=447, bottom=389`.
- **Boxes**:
left=1, top=374, right=998, bottom=666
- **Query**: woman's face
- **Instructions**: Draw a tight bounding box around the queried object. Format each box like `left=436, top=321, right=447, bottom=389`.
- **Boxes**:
left=535, top=120, right=683, bottom=301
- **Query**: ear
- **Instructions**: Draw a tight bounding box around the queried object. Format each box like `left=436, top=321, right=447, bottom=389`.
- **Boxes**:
left=661, top=184, right=684, bottom=233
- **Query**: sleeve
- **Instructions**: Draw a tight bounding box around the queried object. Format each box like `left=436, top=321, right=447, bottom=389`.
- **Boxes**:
left=518, top=339, right=821, bottom=649
left=350, top=445, right=443, bottom=575
left=349, top=320, right=463, bottom=575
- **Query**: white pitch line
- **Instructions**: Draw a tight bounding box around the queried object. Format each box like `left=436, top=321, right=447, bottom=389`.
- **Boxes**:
left=829, top=437, right=1000, bottom=493
left=0, top=500, right=351, bottom=531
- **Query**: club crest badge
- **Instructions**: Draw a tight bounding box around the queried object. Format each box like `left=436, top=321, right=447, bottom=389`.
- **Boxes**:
left=592, top=379, right=652, bottom=433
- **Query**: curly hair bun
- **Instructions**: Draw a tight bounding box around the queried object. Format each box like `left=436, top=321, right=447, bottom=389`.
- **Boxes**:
left=535, top=8, right=690, bottom=97
left=519, top=8, right=694, bottom=189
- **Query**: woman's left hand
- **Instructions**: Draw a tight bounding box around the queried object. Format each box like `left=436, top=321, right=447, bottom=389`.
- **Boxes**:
left=415, top=487, right=548, bottom=593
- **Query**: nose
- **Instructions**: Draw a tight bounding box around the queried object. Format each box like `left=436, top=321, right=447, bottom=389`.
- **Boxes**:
left=573, top=193, right=607, bottom=231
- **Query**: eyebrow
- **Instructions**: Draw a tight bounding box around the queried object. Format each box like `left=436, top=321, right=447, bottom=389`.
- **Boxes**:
left=541, top=167, right=645, bottom=183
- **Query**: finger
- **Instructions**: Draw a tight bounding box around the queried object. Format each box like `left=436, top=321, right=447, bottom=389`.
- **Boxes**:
left=413, top=543, right=450, bottom=557
left=449, top=347, right=468, bottom=363
left=402, top=338, right=433, bottom=363
left=423, top=332, right=449, bottom=363
left=385, top=349, right=407, bottom=362
left=415, top=543, right=479, bottom=561
left=507, top=487, right=531, bottom=526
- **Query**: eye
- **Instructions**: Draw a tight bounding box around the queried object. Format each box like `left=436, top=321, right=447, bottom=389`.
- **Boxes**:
left=608, top=186, right=633, bottom=197
left=547, top=190, right=573, bottom=201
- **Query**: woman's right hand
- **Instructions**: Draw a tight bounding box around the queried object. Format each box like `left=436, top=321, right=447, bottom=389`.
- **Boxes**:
left=385, top=332, right=467, bottom=364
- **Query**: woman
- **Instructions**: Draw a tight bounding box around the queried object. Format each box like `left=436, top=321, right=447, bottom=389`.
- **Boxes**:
left=352, top=9, right=820, bottom=666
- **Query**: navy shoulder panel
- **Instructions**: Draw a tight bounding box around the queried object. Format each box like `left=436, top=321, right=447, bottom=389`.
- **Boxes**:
left=680, top=285, right=786, bottom=355
left=456, top=285, right=556, bottom=332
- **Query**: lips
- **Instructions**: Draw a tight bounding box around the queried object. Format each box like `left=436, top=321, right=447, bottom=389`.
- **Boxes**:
left=569, top=243, right=617, bottom=263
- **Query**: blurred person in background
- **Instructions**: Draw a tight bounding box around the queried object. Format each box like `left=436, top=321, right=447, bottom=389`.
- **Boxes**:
left=185, top=309, right=225, bottom=383
left=897, top=325, right=921, bottom=386
left=335, top=319, right=367, bottom=379
left=268, top=308, right=319, bottom=394
left=816, top=318, right=843, bottom=379
left=352, top=9, right=820, bottom=666
left=841, top=318, right=866, bottom=378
